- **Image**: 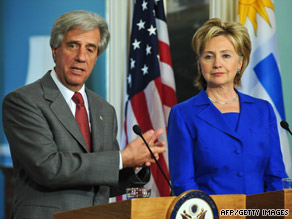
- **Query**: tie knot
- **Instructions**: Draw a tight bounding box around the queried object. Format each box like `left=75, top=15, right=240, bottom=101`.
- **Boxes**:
left=72, top=92, right=84, bottom=105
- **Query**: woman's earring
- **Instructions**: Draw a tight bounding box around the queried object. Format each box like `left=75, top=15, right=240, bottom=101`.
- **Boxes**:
left=237, top=69, right=241, bottom=75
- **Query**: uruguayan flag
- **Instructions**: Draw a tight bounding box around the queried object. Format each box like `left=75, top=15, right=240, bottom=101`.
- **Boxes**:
left=238, top=0, right=292, bottom=176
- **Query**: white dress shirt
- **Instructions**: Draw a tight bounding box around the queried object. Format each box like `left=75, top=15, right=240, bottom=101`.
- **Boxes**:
left=50, top=69, right=90, bottom=127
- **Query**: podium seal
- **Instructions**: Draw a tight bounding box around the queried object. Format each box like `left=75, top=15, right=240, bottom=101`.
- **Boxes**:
left=167, top=190, right=219, bottom=219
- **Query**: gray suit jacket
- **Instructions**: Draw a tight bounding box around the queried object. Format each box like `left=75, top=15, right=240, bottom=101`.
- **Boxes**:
left=2, top=72, right=148, bottom=218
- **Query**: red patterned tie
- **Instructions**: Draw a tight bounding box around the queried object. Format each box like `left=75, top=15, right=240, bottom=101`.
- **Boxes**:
left=72, top=92, right=91, bottom=151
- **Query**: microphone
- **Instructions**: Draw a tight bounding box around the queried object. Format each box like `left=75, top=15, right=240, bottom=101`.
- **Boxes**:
left=280, top=121, right=292, bottom=136
left=132, top=124, right=175, bottom=196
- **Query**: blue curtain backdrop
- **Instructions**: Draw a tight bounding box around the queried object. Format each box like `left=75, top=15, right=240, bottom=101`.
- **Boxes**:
left=0, top=0, right=106, bottom=217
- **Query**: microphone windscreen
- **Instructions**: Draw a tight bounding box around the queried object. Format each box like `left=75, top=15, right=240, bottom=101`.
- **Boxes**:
left=280, top=120, right=289, bottom=130
left=133, top=124, right=142, bottom=136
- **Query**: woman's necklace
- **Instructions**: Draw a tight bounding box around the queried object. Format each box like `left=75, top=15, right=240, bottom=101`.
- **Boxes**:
left=208, top=94, right=238, bottom=105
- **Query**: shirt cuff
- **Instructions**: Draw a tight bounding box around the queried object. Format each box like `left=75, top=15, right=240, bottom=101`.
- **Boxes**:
left=119, top=151, right=123, bottom=170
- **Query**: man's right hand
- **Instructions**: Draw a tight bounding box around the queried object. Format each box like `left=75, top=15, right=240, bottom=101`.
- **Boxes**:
left=121, top=128, right=166, bottom=168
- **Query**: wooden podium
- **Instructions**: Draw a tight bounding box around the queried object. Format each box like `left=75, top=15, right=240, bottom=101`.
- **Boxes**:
left=54, top=193, right=246, bottom=219
left=246, top=189, right=292, bottom=218
left=54, top=190, right=292, bottom=218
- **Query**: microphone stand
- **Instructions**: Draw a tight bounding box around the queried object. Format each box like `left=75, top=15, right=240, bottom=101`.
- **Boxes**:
left=133, top=125, right=175, bottom=196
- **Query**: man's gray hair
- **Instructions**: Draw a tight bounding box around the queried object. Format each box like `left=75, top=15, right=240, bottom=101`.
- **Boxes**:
left=50, top=10, right=110, bottom=56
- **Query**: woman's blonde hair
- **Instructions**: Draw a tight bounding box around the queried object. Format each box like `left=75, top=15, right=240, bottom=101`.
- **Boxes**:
left=191, top=18, right=251, bottom=89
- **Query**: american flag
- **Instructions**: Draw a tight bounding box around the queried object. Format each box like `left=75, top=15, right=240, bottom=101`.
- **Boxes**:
left=121, top=0, right=177, bottom=197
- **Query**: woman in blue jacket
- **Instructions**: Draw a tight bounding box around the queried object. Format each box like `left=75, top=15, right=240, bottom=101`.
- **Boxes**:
left=167, top=18, right=288, bottom=196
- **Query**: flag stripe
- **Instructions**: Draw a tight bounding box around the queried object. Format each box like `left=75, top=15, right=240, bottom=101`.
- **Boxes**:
left=131, top=92, right=153, bottom=133
left=154, top=78, right=177, bottom=107
left=159, top=62, right=176, bottom=90
left=144, top=81, right=169, bottom=168
left=158, top=41, right=172, bottom=66
left=254, top=53, right=285, bottom=120
left=156, top=15, right=170, bottom=44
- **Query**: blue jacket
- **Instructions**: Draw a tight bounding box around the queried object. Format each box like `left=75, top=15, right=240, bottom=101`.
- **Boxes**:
left=167, top=90, right=287, bottom=195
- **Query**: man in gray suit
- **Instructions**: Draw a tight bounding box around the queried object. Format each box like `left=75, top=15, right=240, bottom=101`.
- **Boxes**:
left=2, top=10, right=166, bottom=218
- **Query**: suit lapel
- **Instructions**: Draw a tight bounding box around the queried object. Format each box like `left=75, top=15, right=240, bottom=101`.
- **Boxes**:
left=236, top=92, right=255, bottom=139
left=194, top=90, right=240, bottom=139
left=41, top=72, right=89, bottom=152
left=86, top=89, right=104, bottom=152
